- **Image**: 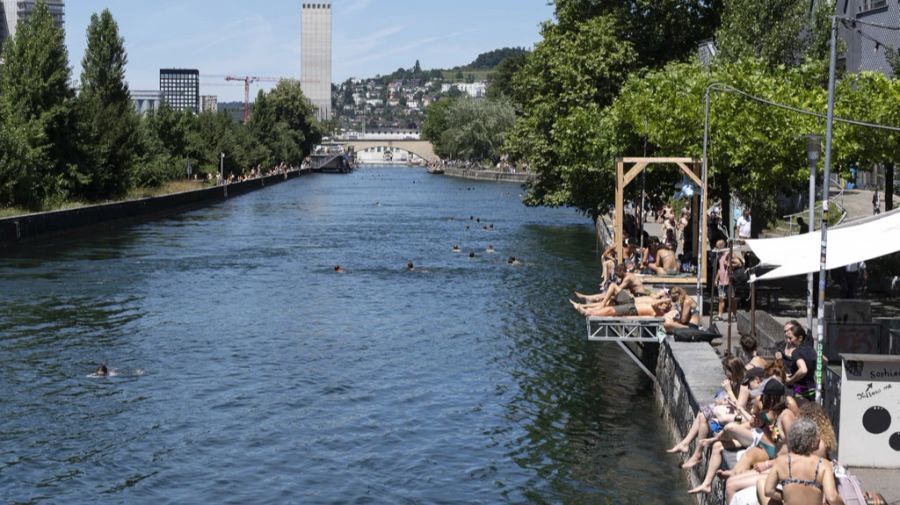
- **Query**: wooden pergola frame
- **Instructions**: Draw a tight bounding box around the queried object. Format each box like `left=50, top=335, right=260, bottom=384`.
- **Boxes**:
left=614, top=157, right=708, bottom=284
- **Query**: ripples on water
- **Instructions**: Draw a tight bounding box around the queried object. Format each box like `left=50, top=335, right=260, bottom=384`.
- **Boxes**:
left=0, top=167, right=691, bottom=504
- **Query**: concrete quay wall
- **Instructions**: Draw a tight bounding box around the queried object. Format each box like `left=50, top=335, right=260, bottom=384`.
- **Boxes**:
left=654, top=339, right=728, bottom=505
left=0, top=170, right=307, bottom=247
left=440, top=168, right=534, bottom=184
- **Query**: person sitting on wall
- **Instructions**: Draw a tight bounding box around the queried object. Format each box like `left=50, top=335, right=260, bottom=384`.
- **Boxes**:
left=663, top=286, right=701, bottom=332
left=688, top=378, right=796, bottom=495
left=667, top=357, right=758, bottom=467
left=763, top=418, right=843, bottom=505
left=740, top=334, right=770, bottom=371
left=648, top=240, right=680, bottom=275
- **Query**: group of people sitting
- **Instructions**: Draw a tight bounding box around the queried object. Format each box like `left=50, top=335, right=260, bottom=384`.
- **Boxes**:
left=600, top=235, right=683, bottom=281
left=570, top=265, right=701, bottom=333
left=667, top=322, right=841, bottom=504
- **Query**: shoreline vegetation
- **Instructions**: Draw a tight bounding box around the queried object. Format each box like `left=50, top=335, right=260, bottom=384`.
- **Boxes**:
left=0, top=1, right=322, bottom=216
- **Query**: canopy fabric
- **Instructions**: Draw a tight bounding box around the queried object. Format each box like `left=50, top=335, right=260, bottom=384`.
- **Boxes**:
left=746, top=208, right=900, bottom=281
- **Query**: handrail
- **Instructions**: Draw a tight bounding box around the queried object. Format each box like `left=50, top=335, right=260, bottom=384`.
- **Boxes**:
left=782, top=176, right=848, bottom=235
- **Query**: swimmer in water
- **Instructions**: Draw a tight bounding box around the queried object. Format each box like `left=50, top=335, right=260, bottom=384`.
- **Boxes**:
left=95, top=364, right=109, bottom=376
left=452, top=244, right=461, bottom=252
left=469, top=252, right=476, bottom=258
left=407, top=261, right=414, bottom=271
left=334, top=265, right=344, bottom=273
left=507, top=256, right=519, bottom=265
left=486, top=244, right=495, bottom=253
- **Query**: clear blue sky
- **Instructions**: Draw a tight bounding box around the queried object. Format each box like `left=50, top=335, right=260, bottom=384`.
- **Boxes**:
left=64, top=0, right=555, bottom=102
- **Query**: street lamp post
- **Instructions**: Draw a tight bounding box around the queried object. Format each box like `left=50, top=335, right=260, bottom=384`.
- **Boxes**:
left=805, top=134, right=822, bottom=337
left=815, top=15, right=840, bottom=405
left=219, top=152, right=225, bottom=186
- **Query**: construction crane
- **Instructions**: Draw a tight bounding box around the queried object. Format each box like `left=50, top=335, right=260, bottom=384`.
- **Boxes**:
left=225, top=76, right=282, bottom=123
left=199, top=74, right=320, bottom=124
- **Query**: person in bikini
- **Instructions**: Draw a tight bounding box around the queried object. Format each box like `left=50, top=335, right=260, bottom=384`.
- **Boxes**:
left=663, top=286, right=701, bottom=332
left=648, top=240, right=679, bottom=275
left=764, top=418, right=843, bottom=505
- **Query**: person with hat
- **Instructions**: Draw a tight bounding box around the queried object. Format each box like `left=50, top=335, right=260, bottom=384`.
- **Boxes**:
left=689, top=378, right=797, bottom=495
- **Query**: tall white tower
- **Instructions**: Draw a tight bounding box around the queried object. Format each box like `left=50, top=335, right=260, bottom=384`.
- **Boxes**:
left=300, top=2, right=332, bottom=121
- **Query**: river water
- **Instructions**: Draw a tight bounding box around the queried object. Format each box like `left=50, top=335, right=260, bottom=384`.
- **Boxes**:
left=0, top=166, right=692, bottom=504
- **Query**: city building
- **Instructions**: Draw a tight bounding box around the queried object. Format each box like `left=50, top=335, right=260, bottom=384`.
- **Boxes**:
left=440, top=82, right=487, bottom=98
left=837, top=0, right=900, bottom=78
left=300, top=2, right=332, bottom=121
left=0, top=0, right=64, bottom=49
left=159, top=68, right=199, bottom=113
left=131, top=90, right=163, bottom=116
left=201, top=95, right=218, bottom=113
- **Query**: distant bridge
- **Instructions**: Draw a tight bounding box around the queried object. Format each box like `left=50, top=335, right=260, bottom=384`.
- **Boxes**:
left=335, top=137, right=437, bottom=163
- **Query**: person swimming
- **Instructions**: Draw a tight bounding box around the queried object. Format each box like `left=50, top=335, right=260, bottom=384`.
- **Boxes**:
left=407, top=261, right=414, bottom=271
left=507, top=256, right=519, bottom=265
left=452, top=244, right=461, bottom=252
left=469, top=252, right=476, bottom=258
left=334, top=265, right=344, bottom=273
left=95, top=364, right=108, bottom=376
left=486, top=244, right=495, bottom=253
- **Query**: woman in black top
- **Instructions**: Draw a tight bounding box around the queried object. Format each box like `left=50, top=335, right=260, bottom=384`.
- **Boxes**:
left=777, top=321, right=817, bottom=400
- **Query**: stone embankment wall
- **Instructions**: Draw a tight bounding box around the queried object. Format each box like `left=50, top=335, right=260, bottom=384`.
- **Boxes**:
left=654, top=339, right=728, bottom=505
left=0, top=170, right=306, bottom=247
left=440, top=168, right=533, bottom=184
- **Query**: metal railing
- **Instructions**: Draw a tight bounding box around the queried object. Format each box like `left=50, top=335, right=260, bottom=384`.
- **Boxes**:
left=782, top=176, right=847, bottom=235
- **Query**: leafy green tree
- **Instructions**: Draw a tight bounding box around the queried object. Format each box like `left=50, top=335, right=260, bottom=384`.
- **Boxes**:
left=470, top=47, right=529, bottom=69
left=553, top=0, right=722, bottom=69
left=715, top=0, right=831, bottom=68
left=439, top=97, right=516, bottom=161
left=133, top=103, right=198, bottom=185
left=75, top=9, right=139, bottom=200
left=266, top=79, right=323, bottom=159
left=0, top=0, right=76, bottom=208
left=486, top=52, right=528, bottom=101
left=422, top=98, right=456, bottom=158
left=505, top=15, right=637, bottom=215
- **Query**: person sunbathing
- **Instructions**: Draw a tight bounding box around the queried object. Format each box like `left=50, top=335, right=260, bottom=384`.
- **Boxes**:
left=648, top=241, right=679, bottom=275
left=575, top=271, right=651, bottom=307
left=663, top=286, right=701, bottom=332
left=571, top=298, right=671, bottom=317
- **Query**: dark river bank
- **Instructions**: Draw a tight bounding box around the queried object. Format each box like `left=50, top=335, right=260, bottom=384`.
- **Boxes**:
left=0, top=166, right=691, bottom=504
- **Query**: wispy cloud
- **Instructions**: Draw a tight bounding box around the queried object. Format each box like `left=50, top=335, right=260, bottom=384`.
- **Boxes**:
left=339, top=0, right=373, bottom=14
left=342, top=30, right=473, bottom=67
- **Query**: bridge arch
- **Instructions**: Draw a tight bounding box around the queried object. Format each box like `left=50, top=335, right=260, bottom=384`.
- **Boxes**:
left=338, top=139, right=437, bottom=163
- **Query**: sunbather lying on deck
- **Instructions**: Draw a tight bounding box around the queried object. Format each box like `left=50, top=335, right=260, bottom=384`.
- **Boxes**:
left=570, top=298, right=671, bottom=317
left=574, top=271, right=652, bottom=307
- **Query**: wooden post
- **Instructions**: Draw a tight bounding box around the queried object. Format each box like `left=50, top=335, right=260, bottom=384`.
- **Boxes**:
left=616, top=159, right=625, bottom=262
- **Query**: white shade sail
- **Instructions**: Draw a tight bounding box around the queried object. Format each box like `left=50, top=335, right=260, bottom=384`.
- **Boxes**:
left=746, top=208, right=900, bottom=281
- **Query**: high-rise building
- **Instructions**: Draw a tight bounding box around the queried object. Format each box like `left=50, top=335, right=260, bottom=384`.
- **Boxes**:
left=300, top=2, right=332, bottom=121
left=159, top=68, right=199, bottom=114
left=200, top=95, right=218, bottom=113
left=0, top=0, right=65, bottom=49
